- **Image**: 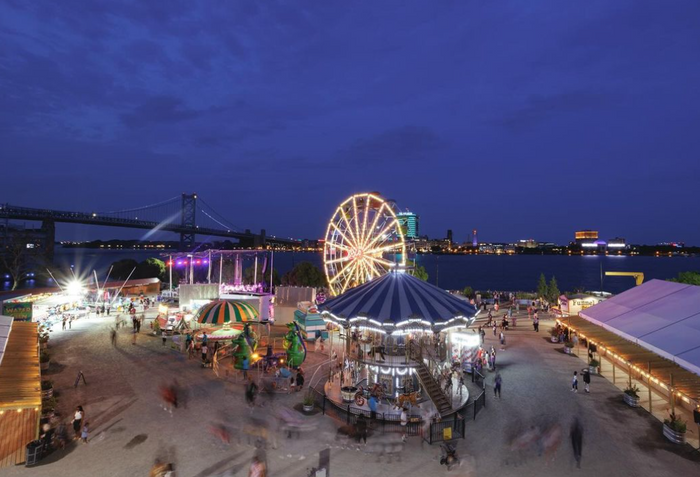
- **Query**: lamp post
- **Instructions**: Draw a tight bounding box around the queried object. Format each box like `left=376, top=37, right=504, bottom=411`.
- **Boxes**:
left=187, top=254, right=193, bottom=285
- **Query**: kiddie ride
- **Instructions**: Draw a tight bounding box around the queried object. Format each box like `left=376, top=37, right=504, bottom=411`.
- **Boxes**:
left=230, top=322, right=307, bottom=371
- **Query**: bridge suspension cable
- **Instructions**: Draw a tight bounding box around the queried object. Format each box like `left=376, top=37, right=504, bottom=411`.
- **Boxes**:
left=97, top=196, right=181, bottom=215
left=198, top=198, right=242, bottom=232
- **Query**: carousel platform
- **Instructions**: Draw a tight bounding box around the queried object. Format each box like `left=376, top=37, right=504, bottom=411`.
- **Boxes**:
left=322, top=372, right=468, bottom=421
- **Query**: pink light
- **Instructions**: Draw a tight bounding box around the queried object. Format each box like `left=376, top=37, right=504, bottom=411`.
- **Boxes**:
left=196, top=260, right=202, bottom=265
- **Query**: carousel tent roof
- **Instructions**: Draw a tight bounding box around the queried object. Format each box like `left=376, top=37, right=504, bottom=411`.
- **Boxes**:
left=320, top=271, right=477, bottom=329
left=579, top=279, right=700, bottom=376
left=196, top=300, right=259, bottom=325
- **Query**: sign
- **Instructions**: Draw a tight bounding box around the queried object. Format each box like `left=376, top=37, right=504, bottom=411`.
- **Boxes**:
left=2, top=302, right=33, bottom=321
left=443, top=427, right=452, bottom=440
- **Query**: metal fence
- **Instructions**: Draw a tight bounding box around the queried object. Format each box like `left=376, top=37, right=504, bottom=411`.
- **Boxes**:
left=308, top=387, right=422, bottom=436
left=307, top=386, right=486, bottom=445
left=423, top=413, right=466, bottom=444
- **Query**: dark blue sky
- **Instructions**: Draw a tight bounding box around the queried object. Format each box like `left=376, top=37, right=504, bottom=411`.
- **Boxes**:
left=2, top=1, right=700, bottom=245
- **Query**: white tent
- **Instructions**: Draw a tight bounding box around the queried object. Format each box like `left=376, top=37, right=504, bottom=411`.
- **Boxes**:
left=580, top=279, right=700, bottom=376
left=0, top=316, right=13, bottom=367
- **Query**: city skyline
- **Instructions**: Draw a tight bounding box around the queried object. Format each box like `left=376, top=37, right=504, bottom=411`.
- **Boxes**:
left=2, top=2, right=700, bottom=245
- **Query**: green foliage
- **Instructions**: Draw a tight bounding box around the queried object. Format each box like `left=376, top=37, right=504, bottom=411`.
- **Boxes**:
left=588, top=358, right=599, bottom=367
left=42, top=396, right=58, bottom=412
left=40, top=351, right=50, bottom=363
left=548, top=276, right=560, bottom=305
left=282, top=262, right=327, bottom=287
left=462, top=286, right=474, bottom=298
left=111, top=259, right=138, bottom=279
left=413, top=264, right=429, bottom=281
left=669, top=271, right=700, bottom=286
left=537, top=273, right=548, bottom=300
left=135, top=258, right=167, bottom=281
left=41, top=380, right=53, bottom=390
left=664, top=412, right=687, bottom=433
left=624, top=384, right=640, bottom=398
left=243, top=265, right=281, bottom=286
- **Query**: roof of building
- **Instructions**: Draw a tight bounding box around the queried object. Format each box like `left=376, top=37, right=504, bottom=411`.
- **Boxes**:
left=580, top=279, right=700, bottom=376
left=0, top=320, right=41, bottom=410
left=320, top=271, right=477, bottom=331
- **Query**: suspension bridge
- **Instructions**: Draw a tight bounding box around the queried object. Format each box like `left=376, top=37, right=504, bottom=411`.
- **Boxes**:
left=0, top=193, right=300, bottom=252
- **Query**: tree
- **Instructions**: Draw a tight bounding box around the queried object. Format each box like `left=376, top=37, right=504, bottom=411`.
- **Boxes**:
left=462, top=286, right=474, bottom=298
left=413, top=264, right=429, bottom=281
left=243, top=265, right=281, bottom=286
left=548, top=276, right=560, bottom=305
left=669, top=271, right=700, bottom=286
left=135, top=258, right=167, bottom=281
left=0, top=230, right=31, bottom=291
left=282, top=262, right=327, bottom=287
left=110, top=259, right=138, bottom=280
left=537, top=273, right=548, bottom=300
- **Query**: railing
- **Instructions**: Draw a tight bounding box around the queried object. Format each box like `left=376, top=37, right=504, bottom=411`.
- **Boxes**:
left=307, top=387, right=422, bottom=436
left=423, top=414, right=465, bottom=444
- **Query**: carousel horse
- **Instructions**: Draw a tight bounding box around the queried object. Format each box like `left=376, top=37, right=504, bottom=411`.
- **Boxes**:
left=395, top=391, right=420, bottom=409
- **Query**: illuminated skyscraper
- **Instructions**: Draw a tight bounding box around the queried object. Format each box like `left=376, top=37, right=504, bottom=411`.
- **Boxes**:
left=397, top=211, right=419, bottom=239
left=472, top=229, right=478, bottom=247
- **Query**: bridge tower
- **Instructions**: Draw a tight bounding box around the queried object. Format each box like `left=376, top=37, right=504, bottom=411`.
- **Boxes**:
left=180, top=193, right=197, bottom=251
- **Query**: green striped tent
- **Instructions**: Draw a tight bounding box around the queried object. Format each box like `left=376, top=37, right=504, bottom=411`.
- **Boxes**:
left=195, top=300, right=259, bottom=325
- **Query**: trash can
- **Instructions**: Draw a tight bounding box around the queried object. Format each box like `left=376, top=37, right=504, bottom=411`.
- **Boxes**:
left=25, top=440, right=43, bottom=466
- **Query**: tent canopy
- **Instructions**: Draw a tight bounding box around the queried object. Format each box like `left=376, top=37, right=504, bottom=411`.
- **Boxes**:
left=195, top=300, right=259, bottom=325
left=580, top=279, right=700, bottom=377
left=320, top=271, right=477, bottom=332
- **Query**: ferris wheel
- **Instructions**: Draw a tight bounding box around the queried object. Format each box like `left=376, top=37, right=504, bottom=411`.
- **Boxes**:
left=324, top=193, right=406, bottom=296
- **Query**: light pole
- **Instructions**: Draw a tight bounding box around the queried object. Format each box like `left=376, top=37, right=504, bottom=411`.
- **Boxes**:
left=187, top=254, right=193, bottom=285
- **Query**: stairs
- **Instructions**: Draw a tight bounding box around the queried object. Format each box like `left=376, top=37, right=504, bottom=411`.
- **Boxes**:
left=408, top=342, right=452, bottom=416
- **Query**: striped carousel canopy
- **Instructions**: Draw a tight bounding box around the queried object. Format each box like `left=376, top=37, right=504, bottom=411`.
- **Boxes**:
left=196, top=300, right=259, bottom=325
left=320, top=271, right=477, bottom=333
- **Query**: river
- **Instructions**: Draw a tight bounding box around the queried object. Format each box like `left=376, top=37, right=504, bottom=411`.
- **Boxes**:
left=5, top=248, right=700, bottom=294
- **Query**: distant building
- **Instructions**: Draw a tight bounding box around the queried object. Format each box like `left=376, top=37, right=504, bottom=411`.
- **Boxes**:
left=472, top=229, right=478, bottom=247
left=397, top=211, right=419, bottom=240
left=446, top=229, right=453, bottom=244
left=575, top=230, right=599, bottom=244
left=517, top=239, right=538, bottom=249
left=607, top=237, right=627, bottom=250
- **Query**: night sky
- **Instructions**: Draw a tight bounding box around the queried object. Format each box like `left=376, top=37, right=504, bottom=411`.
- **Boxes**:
left=2, top=1, right=700, bottom=245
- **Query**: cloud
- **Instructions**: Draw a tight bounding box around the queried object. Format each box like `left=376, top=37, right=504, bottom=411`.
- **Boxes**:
left=120, top=95, right=219, bottom=128
left=342, top=126, right=443, bottom=165
left=500, top=91, right=618, bottom=132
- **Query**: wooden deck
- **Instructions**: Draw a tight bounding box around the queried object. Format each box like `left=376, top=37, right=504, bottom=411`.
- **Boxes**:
left=0, top=321, right=41, bottom=467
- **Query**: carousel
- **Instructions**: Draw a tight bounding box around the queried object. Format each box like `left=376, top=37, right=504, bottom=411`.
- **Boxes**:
left=320, top=270, right=478, bottom=419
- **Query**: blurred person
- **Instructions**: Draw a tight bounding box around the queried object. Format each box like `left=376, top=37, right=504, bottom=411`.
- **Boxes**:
left=571, top=371, right=579, bottom=393
left=248, top=454, right=267, bottom=477
left=356, top=414, right=368, bottom=444
left=494, top=373, right=502, bottom=398
left=570, top=417, right=584, bottom=468
left=582, top=368, right=591, bottom=393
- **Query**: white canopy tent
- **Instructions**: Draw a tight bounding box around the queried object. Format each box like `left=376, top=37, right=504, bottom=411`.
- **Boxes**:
left=580, top=279, right=700, bottom=377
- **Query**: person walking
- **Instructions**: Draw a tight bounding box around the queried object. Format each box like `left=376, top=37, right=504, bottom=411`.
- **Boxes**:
left=400, top=408, right=408, bottom=442
left=570, top=417, right=584, bottom=468
left=494, top=373, right=502, bottom=398
left=201, top=343, right=209, bottom=365
left=295, top=369, right=305, bottom=391
left=132, top=329, right=137, bottom=345
left=571, top=371, right=579, bottom=393
left=248, top=454, right=267, bottom=477
left=499, top=331, right=506, bottom=350
left=161, top=330, right=167, bottom=346
left=69, top=317, right=73, bottom=329
left=582, top=368, right=591, bottom=393
left=110, top=328, right=117, bottom=347
left=62, top=317, right=67, bottom=331
left=356, top=414, right=368, bottom=444
left=71, top=406, right=84, bottom=440
left=80, top=422, right=89, bottom=443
